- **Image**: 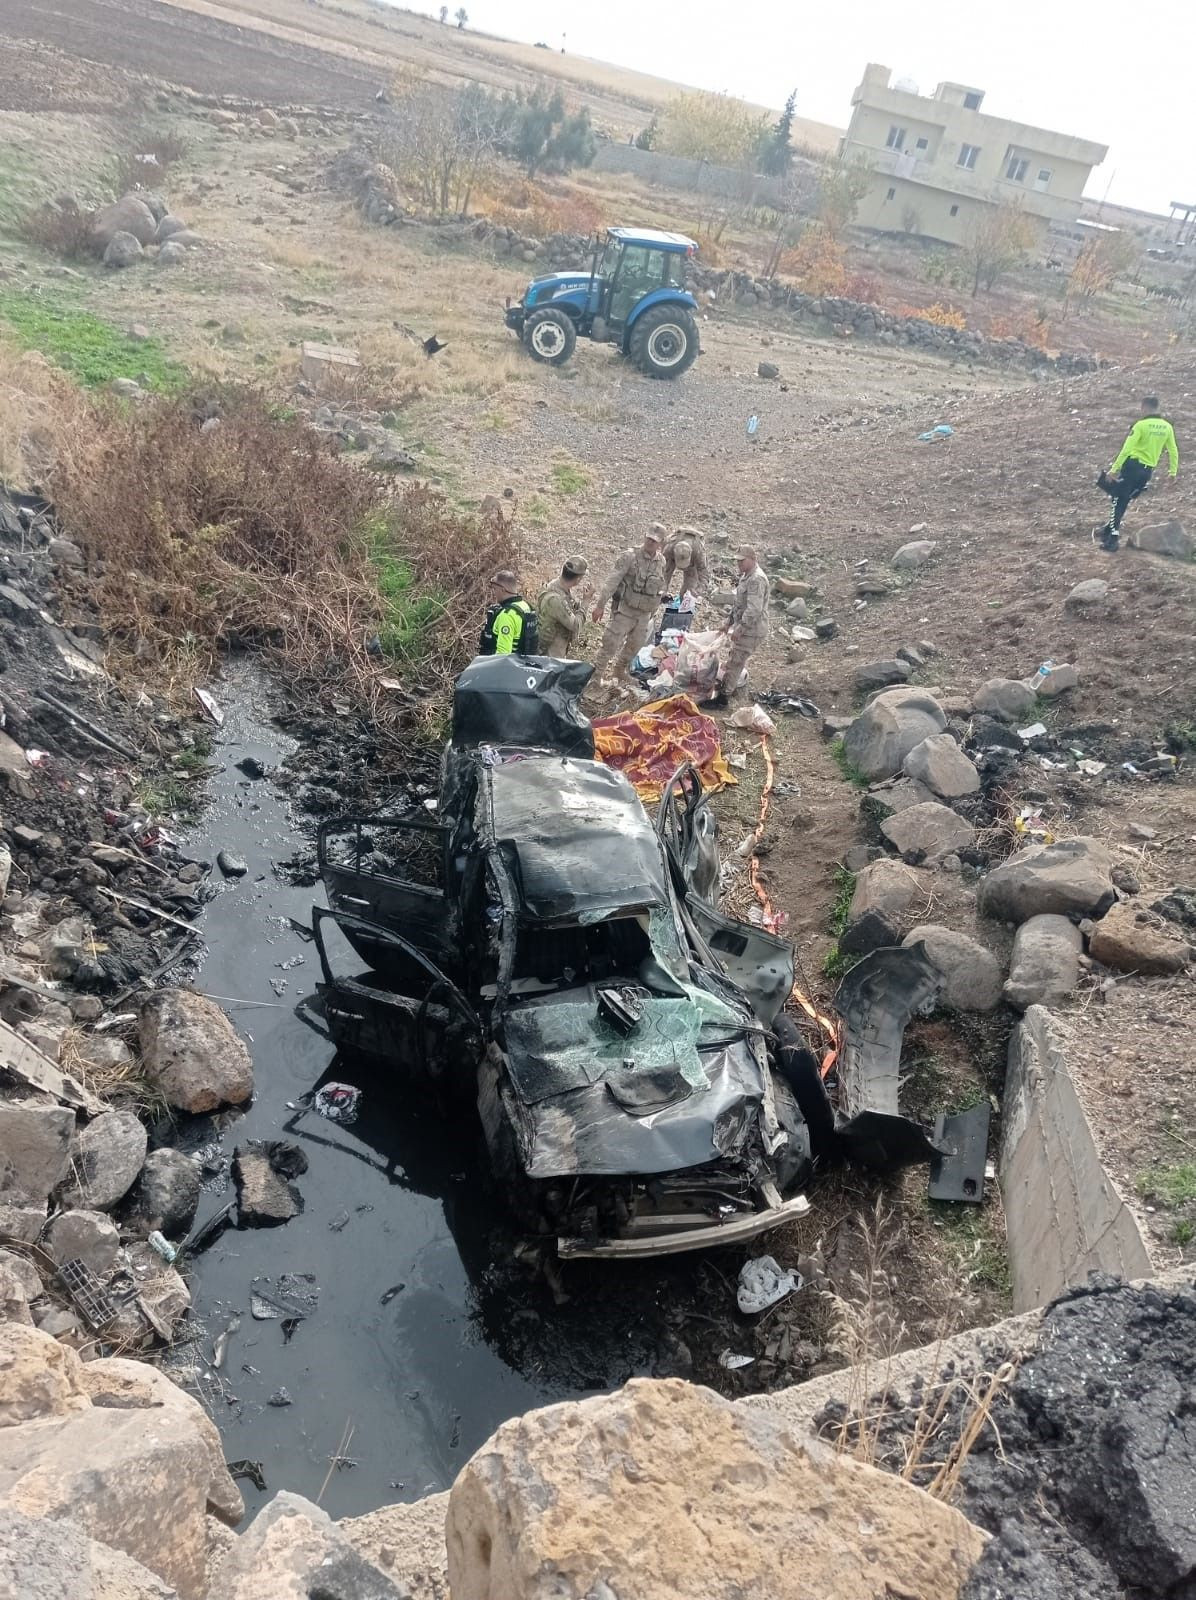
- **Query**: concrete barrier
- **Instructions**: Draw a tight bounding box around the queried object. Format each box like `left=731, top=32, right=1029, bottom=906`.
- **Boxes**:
left=1000, top=1005, right=1153, bottom=1311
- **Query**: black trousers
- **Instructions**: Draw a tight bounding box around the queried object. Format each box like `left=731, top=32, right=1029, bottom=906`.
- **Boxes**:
left=1100, top=457, right=1152, bottom=530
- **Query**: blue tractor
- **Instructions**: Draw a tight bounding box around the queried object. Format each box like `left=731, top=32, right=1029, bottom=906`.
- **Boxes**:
left=504, top=226, right=701, bottom=379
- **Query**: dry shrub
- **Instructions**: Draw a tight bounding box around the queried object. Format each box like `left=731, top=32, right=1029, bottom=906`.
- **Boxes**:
left=49, top=388, right=515, bottom=739
left=484, top=177, right=605, bottom=240
left=989, top=309, right=1051, bottom=349
left=778, top=228, right=847, bottom=296
left=18, top=198, right=98, bottom=261
left=0, top=341, right=92, bottom=486
left=898, top=301, right=967, bottom=331
left=843, top=271, right=882, bottom=305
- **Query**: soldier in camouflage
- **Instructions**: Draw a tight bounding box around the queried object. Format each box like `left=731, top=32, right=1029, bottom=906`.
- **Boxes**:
left=591, top=526, right=669, bottom=686
left=715, top=546, right=770, bottom=702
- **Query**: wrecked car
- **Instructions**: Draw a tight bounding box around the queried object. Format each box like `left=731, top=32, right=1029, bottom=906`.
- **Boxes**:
left=310, top=655, right=830, bottom=1259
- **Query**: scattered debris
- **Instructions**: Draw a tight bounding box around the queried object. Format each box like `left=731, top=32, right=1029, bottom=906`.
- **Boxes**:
left=249, top=1272, right=320, bottom=1322
left=312, top=1082, right=362, bottom=1125
left=737, top=1255, right=802, bottom=1315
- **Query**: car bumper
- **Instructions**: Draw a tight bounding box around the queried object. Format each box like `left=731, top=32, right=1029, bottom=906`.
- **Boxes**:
left=557, top=1192, right=810, bottom=1260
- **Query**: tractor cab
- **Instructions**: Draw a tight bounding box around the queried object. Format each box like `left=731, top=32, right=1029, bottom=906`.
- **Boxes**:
left=504, top=226, right=701, bottom=379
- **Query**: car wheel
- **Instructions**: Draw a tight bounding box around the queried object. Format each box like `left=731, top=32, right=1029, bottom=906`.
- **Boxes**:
left=523, top=307, right=577, bottom=366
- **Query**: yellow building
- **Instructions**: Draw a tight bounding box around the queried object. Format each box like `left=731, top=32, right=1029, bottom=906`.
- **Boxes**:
left=842, top=64, right=1108, bottom=247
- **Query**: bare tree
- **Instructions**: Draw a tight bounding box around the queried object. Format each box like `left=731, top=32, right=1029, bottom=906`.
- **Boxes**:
left=455, top=6, right=468, bottom=27
left=963, top=202, right=1037, bottom=296
left=438, top=4, right=448, bottom=20
left=383, top=76, right=499, bottom=216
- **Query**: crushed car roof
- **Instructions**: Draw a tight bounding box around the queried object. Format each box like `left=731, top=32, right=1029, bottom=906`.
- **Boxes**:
left=482, top=756, right=670, bottom=922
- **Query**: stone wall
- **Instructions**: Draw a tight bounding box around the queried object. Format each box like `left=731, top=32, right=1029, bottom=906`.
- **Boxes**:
left=591, top=142, right=819, bottom=210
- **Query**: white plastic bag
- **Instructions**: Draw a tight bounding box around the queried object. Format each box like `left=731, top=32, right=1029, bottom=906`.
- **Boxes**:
left=674, top=628, right=724, bottom=695
left=729, top=704, right=776, bottom=735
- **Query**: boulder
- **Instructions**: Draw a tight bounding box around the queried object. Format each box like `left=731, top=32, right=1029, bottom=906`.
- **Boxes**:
left=0, top=1261, right=32, bottom=1325
left=0, top=1505, right=177, bottom=1600
left=839, top=908, right=899, bottom=956
left=849, top=859, right=923, bottom=924
left=774, top=578, right=814, bottom=599
left=0, top=1203, right=45, bottom=1244
left=892, top=539, right=937, bottom=570
left=1034, top=662, right=1078, bottom=698
left=974, top=678, right=1037, bottom=722
left=757, top=361, right=780, bottom=379
left=903, top=925, right=1002, bottom=1011
left=881, top=802, right=976, bottom=863
left=1004, top=914, right=1083, bottom=1010
left=865, top=776, right=937, bottom=816
left=124, top=1148, right=201, bottom=1237
left=979, top=838, right=1115, bottom=924
left=161, top=228, right=201, bottom=248
left=854, top=658, right=912, bottom=692
left=40, top=916, right=92, bottom=980
left=1088, top=901, right=1189, bottom=977
left=903, top=733, right=980, bottom=798
left=58, top=1110, right=147, bottom=1211
left=340, top=1493, right=450, bottom=1600
left=0, top=1251, right=40, bottom=1305
left=0, top=1323, right=88, bottom=1426
left=445, top=1377, right=986, bottom=1600
left=0, top=1390, right=213, bottom=1596
left=211, top=1490, right=406, bottom=1600
left=44, top=1208, right=119, bottom=1276
left=0, top=1101, right=73, bottom=1204
left=1064, top=578, right=1109, bottom=609
left=155, top=214, right=188, bottom=242
left=80, top=1357, right=243, bottom=1523
left=93, top=195, right=158, bottom=248
left=233, top=1143, right=304, bottom=1226
left=103, top=231, right=144, bottom=270
left=138, top=989, right=253, bottom=1113
left=842, top=687, right=947, bottom=782
left=1129, top=519, right=1194, bottom=559
left=157, top=241, right=187, bottom=267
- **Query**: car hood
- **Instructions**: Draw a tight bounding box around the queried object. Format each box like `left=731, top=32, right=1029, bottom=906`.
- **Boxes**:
left=501, top=984, right=770, bottom=1178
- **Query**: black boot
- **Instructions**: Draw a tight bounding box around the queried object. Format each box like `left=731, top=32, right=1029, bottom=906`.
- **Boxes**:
left=1100, top=526, right=1120, bottom=552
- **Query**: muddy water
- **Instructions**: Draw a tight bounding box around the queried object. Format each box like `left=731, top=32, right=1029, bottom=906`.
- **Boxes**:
left=180, top=666, right=711, bottom=1520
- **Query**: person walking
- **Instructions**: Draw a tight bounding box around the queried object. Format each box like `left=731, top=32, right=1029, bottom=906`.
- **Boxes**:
left=536, top=557, right=588, bottom=658
left=1096, top=395, right=1179, bottom=551
left=662, top=526, right=709, bottom=598
left=591, top=527, right=668, bottom=688
left=712, top=546, right=770, bottom=704
left=479, top=570, right=539, bottom=656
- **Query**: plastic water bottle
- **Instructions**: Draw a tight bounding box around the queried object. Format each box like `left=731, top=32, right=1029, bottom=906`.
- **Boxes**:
left=148, top=1230, right=177, bottom=1263
left=746, top=415, right=759, bottom=438
left=1031, top=659, right=1054, bottom=690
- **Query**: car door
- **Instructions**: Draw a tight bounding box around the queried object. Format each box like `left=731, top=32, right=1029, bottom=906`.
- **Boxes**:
left=317, top=815, right=457, bottom=976
left=684, top=900, right=795, bottom=1027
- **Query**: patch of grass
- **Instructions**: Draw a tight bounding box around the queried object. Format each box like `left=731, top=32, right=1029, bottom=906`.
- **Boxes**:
left=523, top=493, right=552, bottom=528
left=829, top=736, right=868, bottom=789
left=0, top=292, right=186, bottom=390
left=367, top=521, right=447, bottom=662
left=829, top=866, right=855, bottom=937
left=1163, top=720, right=1196, bottom=754
left=550, top=459, right=591, bottom=496
left=929, top=1201, right=1012, bottom=1298
left=1136, top=1163, right=1196, bottom=1208
left=480, top=408, right=513, bottom=431
left=136, top=772, right=203, bottom=820
left=1171, top=1220, right=1195, bottom=1248
left=822, top=943, right=861, bottom=982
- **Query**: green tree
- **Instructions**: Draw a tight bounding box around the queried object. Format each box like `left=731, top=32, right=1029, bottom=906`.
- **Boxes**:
left=502, top=85, right=595, bottom=176
left=760, top=88, right=796, bottom=177
left=454, top=6, right=467, bottom=27
left=659, top=90, right=769, bottom=167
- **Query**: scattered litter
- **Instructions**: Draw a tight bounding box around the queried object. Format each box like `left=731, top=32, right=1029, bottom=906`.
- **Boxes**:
left=212, top=1317, right=239, bottom=1370
left=737, top=1255, right=802, bottom=1314
left=790, top=625, right=816, bottom=642
left=328, top=1210, right=351, bottom=1232
left=1077, top=758, right=1107, bottom=776
left=917, top=423, right=954, bottom=441
left=719, top=1350, right=756, bottom=1369
left=287, top=918, right=316, bottom=943
left=147, top=1230, right=177, bottom=1263
left=729, top=704, right=776, bottom=735
left=1121, top=762, right=1140, bottom=776
left=746, top=414, right=759, bottom=437
left=250, top=1272, right=319, bottom=1322
left=193, top=687, right=224, bottom=726
left=1014, top=807, right=1054, bottom=844
left=313, top=1082, right=361, bottom=1125
left=56, top=1257, right=118, bottom=1331
left=759, top=693, right=821, bottom=719
left=227, top=1460, right=267, bottom=1492
left=1017, top=722, right=1047, bottom=741
left=267, top=1388, right=293, bottom=1407
left=727, top=752, right=747, bottom=771
left=24, top=748, right=49, bottom=767
left=379, top=1282, right=405, bottom=1306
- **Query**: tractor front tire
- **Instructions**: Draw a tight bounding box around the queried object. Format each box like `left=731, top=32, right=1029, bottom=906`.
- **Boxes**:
left=523, top=307, right=577, bottom=366
left=629, top=304, right=699, bottom=379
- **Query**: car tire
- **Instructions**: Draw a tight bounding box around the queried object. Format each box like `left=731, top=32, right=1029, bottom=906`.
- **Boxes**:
left=523, top=307, right=577, bottom=366
left=629, top=304, right=699, bottom=379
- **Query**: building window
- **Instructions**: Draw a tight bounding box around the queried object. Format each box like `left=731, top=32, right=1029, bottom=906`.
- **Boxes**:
left=963, top=91, right=983, bottom=110
left=957, top=143, right=980, bottom=170
left=950, top=204, right=959, bottom=216
left=886, top=125, right=907, bottom=150
left=1034, top=168, right=1052, bottom=191
left=915, top=136, right=928, bottom=151
left=1005, top=155, right=1029, bottom=182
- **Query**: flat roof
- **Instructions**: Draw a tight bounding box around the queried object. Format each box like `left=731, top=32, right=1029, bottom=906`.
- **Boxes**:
left=607, top=226, right=698, bottom=252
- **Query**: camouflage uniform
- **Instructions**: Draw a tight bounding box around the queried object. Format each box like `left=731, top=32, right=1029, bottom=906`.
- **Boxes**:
left=536, top=577, right=585, bottom=658
left=662, top=528, right=709, bottom=597
left=594, top=545, right=666, bottom=680
left=722, top=564, right=770, bottom=693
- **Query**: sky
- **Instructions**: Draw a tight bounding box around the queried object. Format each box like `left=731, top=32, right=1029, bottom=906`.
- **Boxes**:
left=412, top=0, right=1196, bottom=217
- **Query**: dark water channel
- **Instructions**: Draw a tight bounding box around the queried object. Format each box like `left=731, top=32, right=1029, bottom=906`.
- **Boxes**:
left=178, top=665, right=710, bottom=1520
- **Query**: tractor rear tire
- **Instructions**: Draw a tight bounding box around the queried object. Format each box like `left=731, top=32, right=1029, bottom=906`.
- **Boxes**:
left=629, top=304, right=699, bottom=379
left=523, top=307, right=577, bottom=366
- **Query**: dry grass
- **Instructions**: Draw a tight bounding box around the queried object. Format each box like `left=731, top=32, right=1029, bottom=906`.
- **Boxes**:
left=59, top=1024, right=169, bottom=1117
left=0, top=340, right=93, bottom=487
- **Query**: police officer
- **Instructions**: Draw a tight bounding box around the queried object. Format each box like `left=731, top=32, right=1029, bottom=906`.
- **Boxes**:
left=536, top=557, right=588, bottom=658
left=479, top=570, right=539, bottom=656
left=591, top=526, right=669, bottom=686
left=713, top=546, right=770, bottom=702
